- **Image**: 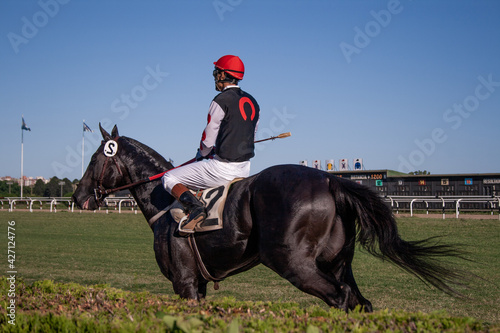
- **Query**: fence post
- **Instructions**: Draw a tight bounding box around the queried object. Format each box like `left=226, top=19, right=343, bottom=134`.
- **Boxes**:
left=438, top=196, right=445, bottom=219
left=410, top=199, right=417, bottom=217
left=456, top=199, right=462, bottom=219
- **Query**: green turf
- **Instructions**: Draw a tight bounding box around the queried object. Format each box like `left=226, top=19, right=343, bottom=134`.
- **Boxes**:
left=1, top=211, right=499, bottom=325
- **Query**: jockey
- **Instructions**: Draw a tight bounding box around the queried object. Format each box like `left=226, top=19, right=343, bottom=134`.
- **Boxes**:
left=162, top=55, right=260, bottom=234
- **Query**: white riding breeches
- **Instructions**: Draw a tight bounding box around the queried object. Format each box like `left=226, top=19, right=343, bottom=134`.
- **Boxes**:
left=162, top=155, right=251, bottom=193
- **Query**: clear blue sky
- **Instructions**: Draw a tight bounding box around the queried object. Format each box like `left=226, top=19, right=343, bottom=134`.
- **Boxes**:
left=1, top=0, right=499, bottom=181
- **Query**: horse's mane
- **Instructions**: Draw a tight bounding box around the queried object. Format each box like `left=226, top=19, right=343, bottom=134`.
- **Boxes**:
left=122, top=136, right=174, bottom=170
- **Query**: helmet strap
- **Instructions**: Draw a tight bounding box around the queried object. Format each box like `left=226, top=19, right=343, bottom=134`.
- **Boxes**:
left=214, top=70, right=238, bottom=91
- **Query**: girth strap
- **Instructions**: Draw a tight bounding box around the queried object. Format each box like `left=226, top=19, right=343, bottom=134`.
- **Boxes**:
left=188, top=234, right=222, bottom=290
left=148, top=202, right=177, bottom=227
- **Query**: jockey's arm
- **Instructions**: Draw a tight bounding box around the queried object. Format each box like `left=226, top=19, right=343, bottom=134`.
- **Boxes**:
left=199, top=101, right=224, bottom=157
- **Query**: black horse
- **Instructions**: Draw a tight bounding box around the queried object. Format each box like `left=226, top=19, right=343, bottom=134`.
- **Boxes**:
left=72, top=125, right=465, bottom=312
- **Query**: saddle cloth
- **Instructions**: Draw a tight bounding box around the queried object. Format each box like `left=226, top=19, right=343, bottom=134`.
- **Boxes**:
left=150, top=178, right=242, bottom=232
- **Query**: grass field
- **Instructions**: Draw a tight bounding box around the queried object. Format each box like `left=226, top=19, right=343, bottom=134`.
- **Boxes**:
left=1, top=210, right=499, bottom=327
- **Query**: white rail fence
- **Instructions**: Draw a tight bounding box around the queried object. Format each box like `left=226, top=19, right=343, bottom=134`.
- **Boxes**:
left=1, top=197, right=138, bottom=214
left=383, top=195, right=500, bottom=219
left=2, top=195, right=499, bottom=219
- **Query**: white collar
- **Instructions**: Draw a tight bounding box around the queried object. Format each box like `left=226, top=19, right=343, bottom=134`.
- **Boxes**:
left=223, top=85, right=239, bottom=91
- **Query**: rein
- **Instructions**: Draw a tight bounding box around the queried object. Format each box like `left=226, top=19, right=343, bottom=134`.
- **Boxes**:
left=93, top=135, right=196, bottom=206
left=94, top=157, right=196, bottom=204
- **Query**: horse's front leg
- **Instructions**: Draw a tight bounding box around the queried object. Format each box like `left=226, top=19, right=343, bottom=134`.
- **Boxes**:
left=154, top=223, right=201, bottom=300
left=197, top=280, right=208, bottom=299
left=172, top=277, right=207, bottom=300
left=167, top=241, right=202, bottom=300
left=156, top=251, right=201, bottom=300
left=170, top=272, right=201, bottom=300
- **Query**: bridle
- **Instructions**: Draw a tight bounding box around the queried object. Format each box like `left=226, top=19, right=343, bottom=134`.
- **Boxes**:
left=93, top=137, right=128, bottom=207
left=92, top=135, right=179, bottom=207
left=91, top=136, right=189, bottom=207
left=94, top=156, right=124, bottom=206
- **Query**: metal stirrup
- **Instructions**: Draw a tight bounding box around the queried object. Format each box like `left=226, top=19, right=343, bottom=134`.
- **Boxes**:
left=178, top=215, right=195, bottom=234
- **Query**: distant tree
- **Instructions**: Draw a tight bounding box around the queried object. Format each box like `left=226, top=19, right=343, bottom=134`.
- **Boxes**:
left=62, top=178, right=74, bottom=196
left=409, top=170, right=431, bottom=175
left=0, top=181, right=8, bottom=195
left=33, top=179, right=46, bottom=196
left=44, top=177, right=61, bottom=197
left=0, top=181, right=20, bottom=197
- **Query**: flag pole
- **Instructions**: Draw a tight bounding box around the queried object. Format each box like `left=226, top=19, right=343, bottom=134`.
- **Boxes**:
left=82, top=120, right=85, bottom=178
left=20, top=116, right=31, bottom=198
left=21, top=123, right=24, bottom=198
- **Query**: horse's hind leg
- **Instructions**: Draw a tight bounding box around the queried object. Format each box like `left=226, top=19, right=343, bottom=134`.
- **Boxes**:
left=281, top=216, right=371, bottom=311
left=276, top=260, right=357, bottom=311
left=341, top=263, right=372, bottom=312
left=268, top=247, right=362, bottom=310
left=317, top=222, right=373, bottom=311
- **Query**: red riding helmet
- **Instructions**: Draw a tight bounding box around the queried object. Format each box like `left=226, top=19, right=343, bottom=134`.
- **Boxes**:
left=214, top=55, right=245, bottom=80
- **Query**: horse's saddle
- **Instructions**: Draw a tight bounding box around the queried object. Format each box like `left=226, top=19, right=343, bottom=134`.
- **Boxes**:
left=149, top=178, right=242, bottom=232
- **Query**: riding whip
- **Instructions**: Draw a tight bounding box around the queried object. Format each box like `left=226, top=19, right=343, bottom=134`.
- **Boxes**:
left=254, top=132, right=291, bottom=143
left=152, top=132, right=291, bottom=180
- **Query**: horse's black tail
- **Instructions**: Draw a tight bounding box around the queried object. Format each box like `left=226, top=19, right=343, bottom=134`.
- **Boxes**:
left=329, top=175, right=468, bottom=296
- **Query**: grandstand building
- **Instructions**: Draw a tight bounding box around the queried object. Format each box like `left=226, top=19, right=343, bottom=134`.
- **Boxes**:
left=300, top=159, right=500, bottom=197
left=326, top=169, right=500, bottom=197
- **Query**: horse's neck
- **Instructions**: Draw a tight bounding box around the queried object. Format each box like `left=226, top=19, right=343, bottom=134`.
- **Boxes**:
left=121, top=138, right=174, bottom=225
left=130, top=182, right=173, bottom=225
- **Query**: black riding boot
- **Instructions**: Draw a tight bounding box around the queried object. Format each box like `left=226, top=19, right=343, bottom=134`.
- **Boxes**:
left=171, top=184, right=207, bottom=234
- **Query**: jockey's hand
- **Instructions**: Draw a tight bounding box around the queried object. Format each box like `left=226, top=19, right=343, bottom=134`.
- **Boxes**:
left=195, top=149, right=204, bottom=161
left=195, top=148, right=215, bottom=161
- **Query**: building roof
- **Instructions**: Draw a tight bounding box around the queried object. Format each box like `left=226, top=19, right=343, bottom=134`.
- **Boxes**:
left=326, top=169, right=500, bottom=178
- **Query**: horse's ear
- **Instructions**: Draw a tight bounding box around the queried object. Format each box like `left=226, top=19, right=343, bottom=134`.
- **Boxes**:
left=111, top=125, right=119, bottom=138
left=99, top=123, right=112, bottom=141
